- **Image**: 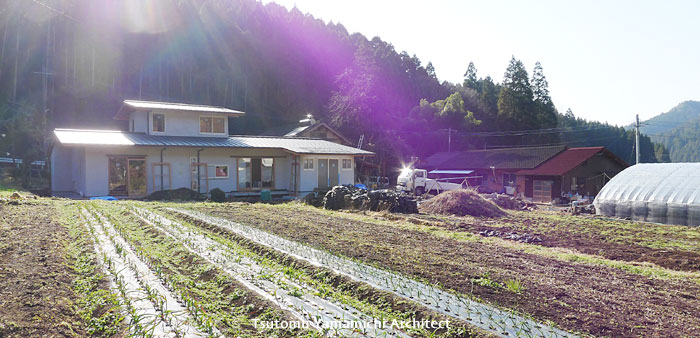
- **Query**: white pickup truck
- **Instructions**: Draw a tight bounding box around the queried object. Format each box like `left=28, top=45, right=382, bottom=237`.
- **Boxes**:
left=396, top=168, right=465, bottom=195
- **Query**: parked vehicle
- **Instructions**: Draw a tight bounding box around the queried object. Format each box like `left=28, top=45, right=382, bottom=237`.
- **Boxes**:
left=396, top=168, right=466, bottom=195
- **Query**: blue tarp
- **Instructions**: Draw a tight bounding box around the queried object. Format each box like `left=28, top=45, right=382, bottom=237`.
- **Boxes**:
left=90, top=196, right=118, bottom=201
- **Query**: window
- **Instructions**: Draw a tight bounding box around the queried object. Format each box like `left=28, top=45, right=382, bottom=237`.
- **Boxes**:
left=502, top=174, right=517, bottom=187
left=152, top=113, right=165, bottom=133
left=342, top=158, right=352, bottom=169
left=200, top=116, right=225, bottom=134
left=303, top=158, right=314, bottom=170
left=479, top=174, right=489, bottom=186
left=214, top=165, right=229, bottom=178
left=415, top=171, right=425, bottom=178
left=238, top=158, right=274, bottom=189
left=190, top=157, right=198, bottom=174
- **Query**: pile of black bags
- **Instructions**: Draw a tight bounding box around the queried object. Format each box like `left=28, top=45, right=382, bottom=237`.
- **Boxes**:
left=321, top=185, right=417, bottom=214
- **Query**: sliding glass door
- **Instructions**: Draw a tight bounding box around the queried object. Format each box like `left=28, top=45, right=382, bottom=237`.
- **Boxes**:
left=108, top=156, right=147, bottom=197
left=237, top=157, right=274, bottom=190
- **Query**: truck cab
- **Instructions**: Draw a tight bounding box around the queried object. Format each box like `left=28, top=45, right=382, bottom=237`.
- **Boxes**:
left=397, top=168, right=428, bottom=195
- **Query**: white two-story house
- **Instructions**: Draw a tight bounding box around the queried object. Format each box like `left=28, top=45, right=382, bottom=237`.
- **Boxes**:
left=50, top=100, right=372, bottom=198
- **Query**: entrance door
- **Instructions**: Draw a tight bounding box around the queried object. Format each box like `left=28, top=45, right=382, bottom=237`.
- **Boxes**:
left=318, top=159, right=329, bottom=189
left=108, top=156, right=128, bottom=196
left=127, top=159, right=147, bottom=197
left=329, top=159, right=339, bottom=187
left=533, top=180, right=553, bottom=203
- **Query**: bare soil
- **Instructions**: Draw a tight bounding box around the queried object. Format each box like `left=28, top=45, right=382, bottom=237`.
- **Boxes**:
left=193, top=202, right=700, bottom=338
left=0, top=201, right=88, bottom=337
left=399, top=212, right=700, bottom=272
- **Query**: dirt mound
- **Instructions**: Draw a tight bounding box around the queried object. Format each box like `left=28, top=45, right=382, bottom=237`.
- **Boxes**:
left=147, top=187, right=206, bottom=201
left=419, top=189, right=506, bottom=217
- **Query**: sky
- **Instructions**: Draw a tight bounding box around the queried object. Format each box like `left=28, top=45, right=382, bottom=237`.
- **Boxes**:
left=263, top=0, right=700, bottom=126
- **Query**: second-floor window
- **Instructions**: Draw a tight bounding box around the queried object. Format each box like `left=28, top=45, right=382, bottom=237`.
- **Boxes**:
left=200, top=116, right=225, bottom=134
left=152, top=113, right=165, bottom=133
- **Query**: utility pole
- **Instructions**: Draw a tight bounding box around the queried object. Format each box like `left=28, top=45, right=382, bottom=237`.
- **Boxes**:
left=635, top=114, right=640, bottom=164
left=447, top=128, right=452, bottom=152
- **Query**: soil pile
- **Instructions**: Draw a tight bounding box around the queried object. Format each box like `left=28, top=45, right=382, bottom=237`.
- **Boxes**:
left=419, top=189, right=506, bottom=217
left=147, top=187, right=206, bottom=201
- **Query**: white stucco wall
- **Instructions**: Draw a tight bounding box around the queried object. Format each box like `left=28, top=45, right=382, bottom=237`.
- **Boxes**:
left=51, top=145, right=86, bottom=195
left=54, top=145, right=297, bottom=197
left=299, top=155, right=355, bottom=193
left=129, top=111, right=148, bottom=133
left=52, top=144, right=356, bottom=197
left=129, top=109, right=231, bottom=137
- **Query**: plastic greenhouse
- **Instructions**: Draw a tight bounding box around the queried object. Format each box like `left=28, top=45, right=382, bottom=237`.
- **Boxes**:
left=594, top=163, right=700, bottom=226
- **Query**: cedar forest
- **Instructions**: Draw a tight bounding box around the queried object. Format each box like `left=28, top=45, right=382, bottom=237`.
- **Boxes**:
left=0, top=0, right=670, bottom=183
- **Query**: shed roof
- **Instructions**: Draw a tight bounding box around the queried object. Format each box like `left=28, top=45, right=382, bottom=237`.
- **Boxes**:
left=263, top=121, right=352, bottom=145
left=421, top=146, right=566, bottom=170
left=53, top=129, right=373, bottom=155
left=114, top=100, right=245, bottom=120
left=516, top=147, right=626, bottom=176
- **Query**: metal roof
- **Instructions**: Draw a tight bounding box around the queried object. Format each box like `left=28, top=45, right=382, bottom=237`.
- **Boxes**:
left=53, top=129, right=373, bottom=155
left=515, top=147, right=626, bottom=176
left=0, top=157, right=46, bottom=166
left=114, top=100, right=244, bottom=120
left=428, top=169, right=474, bottom=175
left=264, top=121, right=353, bottom=145
left=421, top=146, right=566, bottom=170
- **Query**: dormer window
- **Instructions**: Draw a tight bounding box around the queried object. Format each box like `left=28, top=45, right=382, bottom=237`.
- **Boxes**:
left=152, top=113, right=165, bottom=133
left=200, top=116, right=225, bottom=134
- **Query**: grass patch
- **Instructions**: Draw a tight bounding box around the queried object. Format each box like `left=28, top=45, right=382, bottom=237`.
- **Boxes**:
left=470, top=273, right=502, bottom=289
left=504, top=280, right=524, bottom=294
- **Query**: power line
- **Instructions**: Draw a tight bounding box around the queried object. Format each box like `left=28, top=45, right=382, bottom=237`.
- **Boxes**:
left=30, top=0, right=74, bottom=21
left=646, top=133, right=700, bottom=142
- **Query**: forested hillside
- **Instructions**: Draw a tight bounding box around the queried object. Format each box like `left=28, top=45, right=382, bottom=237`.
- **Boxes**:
left=0, top=0, right=669, bottom=179
left=637, top=101, right=700, bottom=162
left=639, top=101, right=700, bottom=136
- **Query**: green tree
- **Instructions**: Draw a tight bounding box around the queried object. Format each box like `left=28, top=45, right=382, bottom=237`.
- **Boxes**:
left=463, top=62, right=479, bottom=90
left=497, top=56, right=536, bottom=130
left=531, top=61, right=558, bottom=128
left=480, top=76, right=500, bottom=117
left=416, top=92, right=481, bottom=129
left=654, top=143, right=671, bottom=163
left=426, top=62, right=437, bottom=79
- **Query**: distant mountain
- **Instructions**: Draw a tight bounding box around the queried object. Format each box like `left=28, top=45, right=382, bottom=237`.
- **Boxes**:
left=639, top=101, right=700, bottom=135
left=639, top=101, right=700, bottom=162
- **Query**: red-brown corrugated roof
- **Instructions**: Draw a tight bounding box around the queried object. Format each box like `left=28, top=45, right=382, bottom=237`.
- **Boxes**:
left=516, top=147, right=612, bottom=176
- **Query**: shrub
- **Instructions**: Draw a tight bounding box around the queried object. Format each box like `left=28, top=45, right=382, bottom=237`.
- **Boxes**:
left=210, top=188, right=226, bottom=202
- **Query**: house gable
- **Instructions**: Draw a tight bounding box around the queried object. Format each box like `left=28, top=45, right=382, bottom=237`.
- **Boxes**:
left=296, top=123, right=352, bottom=145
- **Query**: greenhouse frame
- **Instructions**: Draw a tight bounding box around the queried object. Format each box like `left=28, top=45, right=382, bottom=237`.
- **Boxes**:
left=594, top=163, right=700, bottom=226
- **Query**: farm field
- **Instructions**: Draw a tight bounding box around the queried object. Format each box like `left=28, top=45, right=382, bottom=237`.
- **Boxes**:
left=0, top=199, right=123, bottom=337
left=184, top=201, right=700, bottom=338
left=2, top=196, right=700, bottom=338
